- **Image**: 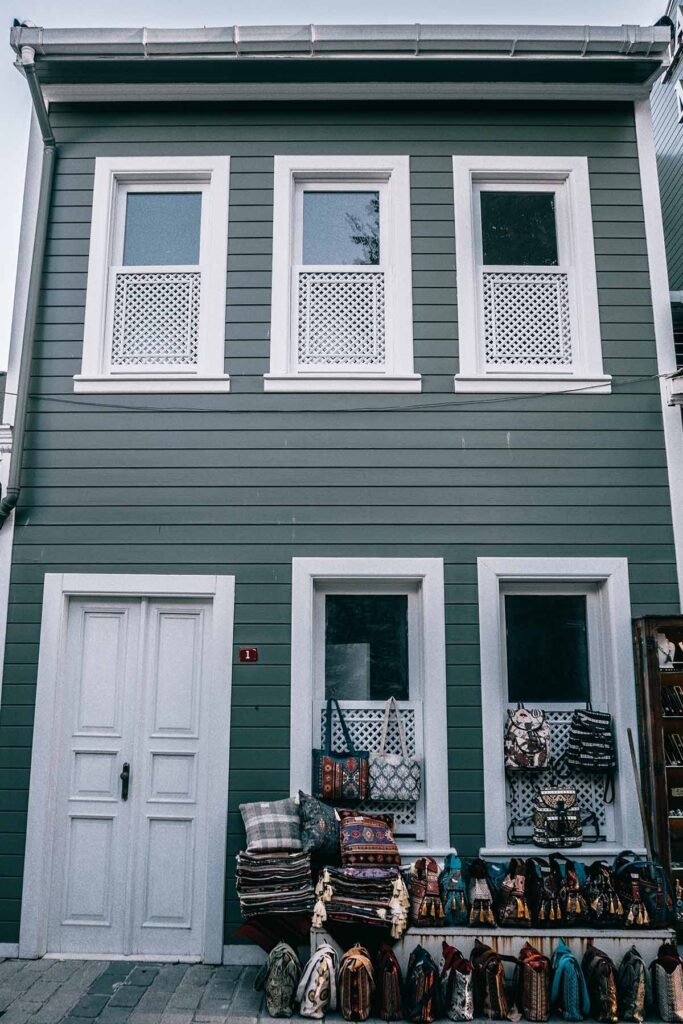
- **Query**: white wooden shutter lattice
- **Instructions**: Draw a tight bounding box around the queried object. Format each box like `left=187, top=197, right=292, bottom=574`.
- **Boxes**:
left=297, top=270, right=386, bottom=368
left=482, top=270, right=572, bottom=370
left=318, top=700, right=425, bottom=839
left=111, top=269, right=201, bottom=367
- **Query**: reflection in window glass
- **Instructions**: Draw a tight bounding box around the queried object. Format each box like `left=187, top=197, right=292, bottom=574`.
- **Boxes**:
left=325, top=594, right=408, bottom=701
left=480, top=191, right=558, bottom=267
left=505, top=594, right=590, bottom=704
left=123, top=192, right=202, bottom=266
left=303, top=191, right=380, bottom=266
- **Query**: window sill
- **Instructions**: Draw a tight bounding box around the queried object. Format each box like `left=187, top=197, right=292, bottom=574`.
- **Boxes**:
left=73, top=375, right=232, bottom=394
left=453, top=374, right=612, bottom=395
left=480, top=844, right=645, bottom=859
left=264, top=374, right=422, bottom=393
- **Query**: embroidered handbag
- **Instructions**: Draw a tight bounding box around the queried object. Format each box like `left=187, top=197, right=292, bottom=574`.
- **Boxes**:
left=339, top=945, right=375, bottom=1022
left=409, top=856, right=445, bottom=926
left=254, top=941, right=302, bottom=1018
left=296, top=944, right=338, bottom=1019
left=339, top=810, right=401, bottom=868
left=466, top=858, right=496, bottom=926
left=613, top=852, right=651, bottom=927
left=470, top=939, right=510, bottom=1021
left=374, top=944, right=403, bottom=1021
left=617, top=945, right=650, bottom=1023
left=440, top=941, right=473, bottom=1022
left=496, top=857, right=531, bottom=927
left=652, top=942, right=683, bottom=1022
left=369, top=697, right=421, bottom=802
left=439, top=853, right=469, bottom=926
left=504, top=704, right=551, bottom=771
left=550, top=854, right=589, bottom=926
left=513, top=942, right=551, bottom=1023
left=312, top=698, right=369, bottom=803
left=581, top=946, right=618, bottom=1024
left=532, top=786, right=582, bottom=847
left=526, top=857, right=562, bottom=926
left=550, top=940, right=590, bottom=1021
left=586, top=860, right=625, bottom=927
left=640, top=859, right=675, bottom=925
left=405, top=945, right=442, bottom=1023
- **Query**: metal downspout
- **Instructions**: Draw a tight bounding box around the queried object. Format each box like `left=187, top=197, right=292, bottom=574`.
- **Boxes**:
left=0, top=45, right=56, bottom=526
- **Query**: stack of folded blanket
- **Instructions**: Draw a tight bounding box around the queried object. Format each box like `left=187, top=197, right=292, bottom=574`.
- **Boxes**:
left=236, top=850, right=315, bottom=918
left=312, top=865, right=410, bottom=938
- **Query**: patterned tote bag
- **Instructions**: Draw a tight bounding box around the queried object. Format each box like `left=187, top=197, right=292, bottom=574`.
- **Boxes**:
left=652, top=942, right=683, bottom=1022
left=296, top=944, right=338, bottom=1019
left=369, top=697, right=421, bottom=801
left=440, top=941, right=474, bottom=1022
left=550, top=940, right=590, bottom=1021
left=312, top=698, right=369, bottom=803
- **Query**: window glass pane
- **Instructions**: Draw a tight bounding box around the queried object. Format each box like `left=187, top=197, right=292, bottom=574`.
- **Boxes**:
left=480, top=190, right=558, bottom=266
left=505, top=594, right=589, bottom=703
left=303, top=191, right=380, bottom=265
left=325, top=594, right=408, bottom=701
left=123, top=192, right=202, bottom=266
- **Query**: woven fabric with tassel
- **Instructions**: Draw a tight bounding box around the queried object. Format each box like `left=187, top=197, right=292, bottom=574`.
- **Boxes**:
left=550, top=855, right=590, bottom=928
left=586, top=861, right=625, bottom=928
left=439, top=854, right=469, bottom=926
left=467, top=858, right=496, bottom=927
left=497, top=857, right=531, bottom=927
left=409, top=857, right=445, bottom=926
left=526, top=857, right=562, bottom=927
left=614, top=853, right=651, bottom=928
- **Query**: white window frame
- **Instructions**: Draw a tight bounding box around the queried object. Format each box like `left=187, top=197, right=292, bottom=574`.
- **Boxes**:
left=77, top=156, right=230, bottom=393
left=453, top=156, right=611, bottom=394
left=676, top=80, right=683, bottom=123
left=267, top=156, right=420, bottom=393
left=478, top=556, right=644, bottom=858
left=290, top=557, right=449, bottom=856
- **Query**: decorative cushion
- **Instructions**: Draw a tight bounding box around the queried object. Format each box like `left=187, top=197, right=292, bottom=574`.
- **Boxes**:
left=240, top=797, right=302, bottom=853
left=298, top=791, right=340, bottom=861
left=338, top=810, right=401, bottom=867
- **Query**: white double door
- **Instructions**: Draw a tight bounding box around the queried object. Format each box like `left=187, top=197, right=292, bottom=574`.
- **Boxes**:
left=46, top=595, right=217, bottom=957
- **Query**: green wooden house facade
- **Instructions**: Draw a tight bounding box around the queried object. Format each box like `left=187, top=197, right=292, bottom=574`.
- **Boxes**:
left=1, top=19, right=682, bottom=963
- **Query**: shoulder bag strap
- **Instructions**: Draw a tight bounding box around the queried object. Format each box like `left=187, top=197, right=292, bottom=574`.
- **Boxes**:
left=377, top=698, right=392, bottom=756
left=324, top=698, right=334, bottom=753
left=388, top=696, right=410, bottom=759
left=330, top=697, right=357, bottom=755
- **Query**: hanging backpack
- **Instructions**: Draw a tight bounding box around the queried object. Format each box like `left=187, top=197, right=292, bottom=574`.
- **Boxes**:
left=496, top=857, right=531, bottom=927
left=565, top=705, right=617, bottom=801
left=617, top=946, right=651, bottom=1023
left=613, top=852, right=651, bottom=928
left=582, top=946, right=619, bottom=1024
left=466, top=858, right=496, bottom=926
left=410, top=857, right=445, bottom=926
left=550, top=854, right=589, bottom=927
left=440, top=941, right=474, bottom=1022
left=338, top=945, right=375, bottom=1022
left=254, top=941, right=302, bottom=1019
left=550, top=940, right=590, bottom=1021
left=405, top=945, right=442, bottom=1023
left=374, top=945, right=403, bottom=1022
left=439, top=853, right=469, bottom=926
left=532, top=785, right=583, bottom=848
left=586, top=861, right=625, bottom=927
left=470, top=939, right=510, bottom=1021
left=652, top=942, right=683, bottom=1023
left=526, top=857, right=562, bottom=926
left=513, top=942, right=551, bottom=1023
left=504, top=704, right=551, bottom=771
left=296, top=944, right=338, bottom=1019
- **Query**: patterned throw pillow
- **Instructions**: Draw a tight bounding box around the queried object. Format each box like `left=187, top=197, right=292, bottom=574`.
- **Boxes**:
left=298, top=791, right=340, bottom=861
left=338, top=810, right=401, bottom=867
left=240, top=797, right=302, bottom=853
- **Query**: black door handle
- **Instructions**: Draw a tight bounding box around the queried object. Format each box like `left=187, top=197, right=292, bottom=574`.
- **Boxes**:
left=120, top=762, right=130, bottom=801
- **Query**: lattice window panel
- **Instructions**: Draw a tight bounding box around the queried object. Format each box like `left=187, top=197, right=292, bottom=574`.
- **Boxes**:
left=506, top=707, right=614, bottom=843
left=297, top=271, right=385, bottom=368
left=111, top=270, right=201, bottom=367
left=318, top=701, right=425, bottom=838
left=482, top=270, right=573, bottom=369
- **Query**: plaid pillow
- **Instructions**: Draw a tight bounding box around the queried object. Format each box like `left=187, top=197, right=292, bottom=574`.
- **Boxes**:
left=240, top=797, right=302, bottom=853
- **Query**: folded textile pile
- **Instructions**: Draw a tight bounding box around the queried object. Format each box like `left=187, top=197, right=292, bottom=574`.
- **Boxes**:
left=236, top=850, right=315, bottom=918
left=312, top=865, right=410, bottom=939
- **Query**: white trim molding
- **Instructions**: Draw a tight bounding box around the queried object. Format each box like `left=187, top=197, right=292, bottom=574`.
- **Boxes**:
left=267, top=156, right=418, bottom=392
left=79, top=156, right=230, bottom=394
left=634, top=99, right=683, bottom=608
left=289, top=557, right=449, bottom=855
left=477, top=557, right=644, bottom=858
left=452, top=155, right=609, bottom=394
left=0, top=943, right=19, bottom=958
left=19, top=573, right=235, bottom=964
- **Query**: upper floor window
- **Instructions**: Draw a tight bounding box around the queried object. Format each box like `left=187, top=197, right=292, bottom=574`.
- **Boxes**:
left=452, top=156, right=610, bottom=394
left=267, top=156, right=419, bottom=392
left=78, top=157, right=230, bottom=393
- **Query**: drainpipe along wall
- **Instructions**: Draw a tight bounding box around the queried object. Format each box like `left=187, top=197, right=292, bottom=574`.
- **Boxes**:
left=0, top=43, right=56, bottom=526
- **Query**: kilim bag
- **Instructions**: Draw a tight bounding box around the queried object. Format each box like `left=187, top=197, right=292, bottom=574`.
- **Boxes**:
left=617, top=946, right=651, bottom=1023
left=565, top=705, right=617, bottom=801
left=496, top=857, right=531, bottom=927
left=550, top=940, right=590, bottom=1021
left=467, top=858, right=496, bottom=926
left=409, top=857, right=445, bottom=926
left=339, top=945, right=375, bottom=1022
left=526, top=857, right=562, bottom=926
left=613, top=852, right=651, bottom=927
left=470, top=939, right=510, bottom=1021
left=581, top=946, right=619, bottom=1024
left=550, top=854, right=589, bottom=927
left=440, top=941, right=474, bottom=1022
left=586, top=860, right=625, bottom=927
left=369, top=697, right=421, bottom=802
left=532, top=786, right=582, bottom=848
left=640, top=860, right=676, bottom=926
left=312, top=698, right=369, bottom=803
left=513, top=942, right=551, bottom=1023
left=254, top=942, right=302, bottom=1018
left=652, top=942, right=683, bottom=1022
left=504, top=704, right=551, bottom=771
left=374, top=944, right=404, bottom=1022
left=296, top=944, right=338, bottom=1019
left=405, top=945, right=442, bottom=1023
left=439, top=853, right=469, bottom=926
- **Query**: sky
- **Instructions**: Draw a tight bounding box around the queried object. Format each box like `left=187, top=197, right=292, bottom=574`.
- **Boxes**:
left=0, top=0, right=667, bottom=372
